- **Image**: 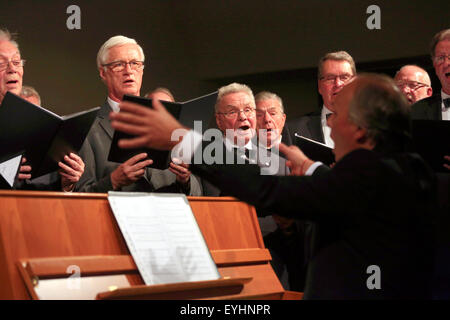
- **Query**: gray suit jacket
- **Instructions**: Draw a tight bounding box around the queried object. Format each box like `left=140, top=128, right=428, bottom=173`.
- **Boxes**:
left=75, top=101, right=202, bottom=195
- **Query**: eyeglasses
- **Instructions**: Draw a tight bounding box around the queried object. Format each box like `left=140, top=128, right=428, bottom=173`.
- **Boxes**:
left=0, top=59, right=26, bottom=71
left=395, top=80, right=429, bottom=91
left=255, top=108, right=284, bottom=118
left=102, top=60, right=145, bottom=72
left=319, top=73, right=354, bottom=84
left=433, top=54, right=450, bottom=65
left=217, top=107, right=256, bottom=119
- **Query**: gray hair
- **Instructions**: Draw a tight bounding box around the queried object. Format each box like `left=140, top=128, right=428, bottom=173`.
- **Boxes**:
left=145, top=87, right=175, bottom=102
left=215, top=82, right=255, bottom=112
left=97, top=35, right=145, bottom=69
left=254, top=91, right=284, bottom=113
left=318, top=51, right=356, bottom=78
left=430, top=28, right=450, bottom=59
left=21, top=85, right=41, bottom=105
left=0, top=28, right=19, bottom=50
left=348, top=73, right=410, bottom=151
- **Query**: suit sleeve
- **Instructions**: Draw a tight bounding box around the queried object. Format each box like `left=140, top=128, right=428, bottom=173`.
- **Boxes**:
left=190, top=159, right=367, bottom=224
left=75, top=136, right=115, bottom=192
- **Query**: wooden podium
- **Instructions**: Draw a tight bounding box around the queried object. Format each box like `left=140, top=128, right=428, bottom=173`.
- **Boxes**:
left=0, top=190, right=302, bottom=300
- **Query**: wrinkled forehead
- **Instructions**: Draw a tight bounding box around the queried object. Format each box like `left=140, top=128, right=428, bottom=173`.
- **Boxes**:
left=106, top=43, right=142, bottom=62
left=256, top=98, right=281, bottom=111
left=218, top=91, right=254, bottom=109
left=0, top=40, right=20, bottom=60
left=395, top=68, right=428, bottom=83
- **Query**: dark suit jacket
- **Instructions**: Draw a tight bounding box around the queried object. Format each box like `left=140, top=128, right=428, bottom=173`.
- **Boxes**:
left=287, top=110, right=324, bottom=144
left=75, top=101, right=202, bottom=195
left=191, top=148, right=436, bottom=299
left=411, top=94, right=450, bottom=298
left=13, top=171, right=61, bottom=191
left=411, top=95, right=442, bottom=120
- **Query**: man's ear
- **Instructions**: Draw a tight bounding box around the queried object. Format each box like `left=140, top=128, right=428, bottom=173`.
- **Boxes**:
left=427, top=87, right=433, bottom=97
left=355, top=126, right=369, bottom=144
left=99, top=67, right=106, bottom=82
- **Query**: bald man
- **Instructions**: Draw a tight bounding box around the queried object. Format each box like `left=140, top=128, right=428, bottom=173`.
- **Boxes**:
left=394, top=65, right=432, bottom=105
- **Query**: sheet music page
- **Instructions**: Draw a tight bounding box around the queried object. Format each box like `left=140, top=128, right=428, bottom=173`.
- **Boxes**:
left=107, top=192, right=220, bottom=285
left=0, top=154, right=22, bottom=187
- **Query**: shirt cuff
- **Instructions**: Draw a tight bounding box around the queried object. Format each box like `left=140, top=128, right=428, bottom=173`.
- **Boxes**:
left=305, top=161, right=323, bottom=176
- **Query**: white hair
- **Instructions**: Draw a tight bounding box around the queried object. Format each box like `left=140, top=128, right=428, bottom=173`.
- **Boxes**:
left=215, top=82, right=255, bottom=112
left=254, top=91, right=284, bottom=113
left=96, top=35, right=145, bottom=69
left=21, top=85, right=41, bottom=105
left=0, top=28, right=19, bottom=50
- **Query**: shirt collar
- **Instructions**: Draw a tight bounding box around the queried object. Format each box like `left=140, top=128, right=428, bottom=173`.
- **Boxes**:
left=322, top=105, right=333, bottom=119
left=223, top=134, right=255, bottom=152
left=107, top=96, right=120, bottom=113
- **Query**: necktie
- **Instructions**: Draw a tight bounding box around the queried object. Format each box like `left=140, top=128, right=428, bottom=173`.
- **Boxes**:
left=443, top=98, right=450, bottom=109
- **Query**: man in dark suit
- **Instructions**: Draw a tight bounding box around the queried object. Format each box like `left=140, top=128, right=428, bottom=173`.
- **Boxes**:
left=196, top=82, right=259, bottom=197
left=410, top=28, right=450, bottom=298
left=75, top=35, right=201, bottom=195
left=411, top=28, right=450, bottom=124
left=288, top=51, right=356, bottom=147
left=110, top=73, right=436, bottom=299
left=255, top=91, right=306, bottom=292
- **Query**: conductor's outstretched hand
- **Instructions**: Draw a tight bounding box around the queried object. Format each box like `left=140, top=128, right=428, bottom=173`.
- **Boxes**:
left=110, top=98, right=188, bottom=151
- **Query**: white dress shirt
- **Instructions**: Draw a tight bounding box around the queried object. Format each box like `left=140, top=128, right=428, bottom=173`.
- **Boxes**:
left=441, top=90, right=450, bottom=121
left=321, top=105, right=334, bottom=148
left=107, top=96, right=120, bottom=113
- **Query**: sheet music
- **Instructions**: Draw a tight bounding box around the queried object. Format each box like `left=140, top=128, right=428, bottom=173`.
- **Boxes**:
left=0, top=154, right=22, bottom=187
left=107, top=192, right=220, bottom=285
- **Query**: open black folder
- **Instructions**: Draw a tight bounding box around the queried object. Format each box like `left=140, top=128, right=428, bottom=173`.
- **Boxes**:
left=108, top=91, right=218, bottom=169
left=294, top=133, right=335, bottom=166
left=411, top=120, right=450, bottom=173
left=0, top=92, right=100, bottom=179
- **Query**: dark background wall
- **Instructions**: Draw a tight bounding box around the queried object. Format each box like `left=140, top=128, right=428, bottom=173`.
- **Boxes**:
left=0, top=0, right=448, bottom=119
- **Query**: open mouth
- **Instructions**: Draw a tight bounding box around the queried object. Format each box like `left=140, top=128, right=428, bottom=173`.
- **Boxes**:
left=6, top=80, right=18, bottom=85
left=445, top=72, right=450, bottom=78
left=123, top=79, right=134, bottom=84
left=239, top=125, right=250, bottom=131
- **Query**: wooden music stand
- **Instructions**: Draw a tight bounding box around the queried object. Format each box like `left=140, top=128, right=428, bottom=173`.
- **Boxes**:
left=0, top=190, right=302, bottom=300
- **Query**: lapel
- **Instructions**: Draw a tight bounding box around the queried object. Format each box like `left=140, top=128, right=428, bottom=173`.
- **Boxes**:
left=98, top=101, right=115, bottom=139
left=431, top=95, right=443, bottom=120
left=307, top=112, right=325, bottom=143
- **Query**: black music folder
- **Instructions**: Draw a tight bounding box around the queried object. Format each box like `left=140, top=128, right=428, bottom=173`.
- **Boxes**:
left=294, top=133, right=335, bottom=166
left=0, top=92, right=100, bottom=178
left=411, top=120, right=450, bottom=173
left=108, top=91, right=217, bottom=169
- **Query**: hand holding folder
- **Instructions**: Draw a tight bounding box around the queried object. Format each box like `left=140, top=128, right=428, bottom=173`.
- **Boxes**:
left=108, top=91, right=217, bottom=169
left=0, top=92, right=100, bottom=179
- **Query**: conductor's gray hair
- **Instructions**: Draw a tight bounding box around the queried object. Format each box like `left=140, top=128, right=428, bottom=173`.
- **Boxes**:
left=348, top=73, right=410, bottom=150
